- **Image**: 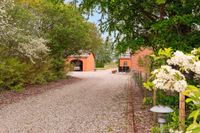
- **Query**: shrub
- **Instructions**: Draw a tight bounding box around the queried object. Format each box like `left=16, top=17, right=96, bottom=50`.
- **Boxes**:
left=0, top=58, right=26, bottom=91
left=24, top=58, right=62, bottom=85
left=0, top=55, right=69, bottom=91
left=51, top=58, right=66, bottom=79
left=96, top=61, right=105, bottom=68
left=156, top=90, right=179, bottom=108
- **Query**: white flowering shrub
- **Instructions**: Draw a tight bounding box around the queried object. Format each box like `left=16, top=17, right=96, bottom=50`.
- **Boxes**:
left=167, top=50, right=200, bottom=75
left=145, top=48, right=200, bottom=93
left=193, top=61, right=200, bottom=75
left=152, top=65, right=187, bottom=92
left=169, top=128, right=183, bottom=133
left=144, top=48, right=200, bottom=132
left=167, top=51, right=196, bottom=73
left=0, top=0, right=49, bottom=63
left=0, top=0, right=17, bottom=43
left=169, top=128, right=192, bottom=133
left=18, top=36, right=49, bottom=63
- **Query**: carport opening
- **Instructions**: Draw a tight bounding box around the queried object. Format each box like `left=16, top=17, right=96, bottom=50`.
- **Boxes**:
left=70, top=60, right=83, bottom=71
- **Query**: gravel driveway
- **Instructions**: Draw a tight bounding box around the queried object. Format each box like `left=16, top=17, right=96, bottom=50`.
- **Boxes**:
left=0, top=70, right=131, bottom=133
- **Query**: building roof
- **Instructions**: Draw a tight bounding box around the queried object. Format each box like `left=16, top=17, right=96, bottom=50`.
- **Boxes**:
left=68, top=51, right=96, bottom=58
left=120, top=52, right=131, bottom=59
left=69, top=53, right=90, bottom=58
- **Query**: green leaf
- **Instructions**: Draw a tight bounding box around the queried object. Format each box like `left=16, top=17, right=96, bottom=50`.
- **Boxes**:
left=189, top=109, right=200, bottom=122
left=157, top=48, right=172, bottom=58
left=186, top=98, right=193, bottom=103
left=156, top=0, right=166, bottom=4
left=187, top=123, right=200, bottom=132
left=191, top=127, right=200, bottom=133
left=143, top=81, right=154, bottom=91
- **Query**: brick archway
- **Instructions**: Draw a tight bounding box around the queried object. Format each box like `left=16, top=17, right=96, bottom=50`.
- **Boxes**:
left=70, top=59, right=83, bottom=71
left=66, top=53, right=95, bottom=71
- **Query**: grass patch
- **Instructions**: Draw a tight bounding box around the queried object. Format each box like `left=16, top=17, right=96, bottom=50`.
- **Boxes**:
left=96, top=62, right=117, bottom=70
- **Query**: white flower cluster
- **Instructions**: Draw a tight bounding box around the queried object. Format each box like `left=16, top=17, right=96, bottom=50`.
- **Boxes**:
left=169, top=129, right=192, bottom=133
left=169, top=129, right=183, bottom=133
left=167, top=50, right=200, bottom=75
left=18, top=37, right=49, bottom=63
left=0, top=0, right=50, bottom=63
left=152, top=65, right=187, bottom=92
left=167, top=51, right=195, bottom=73
left=194, top=61, right=200, bottom=75
left=0, top=0, right=17, bottom=43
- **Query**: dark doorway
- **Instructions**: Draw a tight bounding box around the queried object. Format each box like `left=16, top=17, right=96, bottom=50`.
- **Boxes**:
left=70, top=60, right=83, bottom=71
left=118, top=66, right=130, bottom=72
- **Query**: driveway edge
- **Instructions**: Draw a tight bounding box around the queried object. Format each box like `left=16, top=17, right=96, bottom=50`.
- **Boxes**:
left=126, top=76, right=135, bottom=133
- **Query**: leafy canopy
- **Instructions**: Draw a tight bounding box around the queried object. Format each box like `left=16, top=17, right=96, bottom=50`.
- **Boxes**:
left=80, top=0, right=200, bottom=53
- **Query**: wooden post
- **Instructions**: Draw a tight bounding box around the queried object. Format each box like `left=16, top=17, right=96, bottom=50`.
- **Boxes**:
left=179, top=93, right=185, bottom=130
left=153, top=89, right=157, bottom=123
left=144, top=73, right=148, bottom=98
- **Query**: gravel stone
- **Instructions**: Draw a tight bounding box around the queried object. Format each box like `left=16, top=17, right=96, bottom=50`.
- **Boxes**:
left=0, top=70, right=130, bottom=133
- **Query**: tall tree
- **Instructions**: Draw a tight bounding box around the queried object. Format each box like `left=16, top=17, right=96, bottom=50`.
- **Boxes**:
left=46, top=0, right=64, bottom=4
left=81, top=0, right=200, bottom=53
left=17, top=0, right=103, bottom=76
left=95, top=41, right=113, bottom=67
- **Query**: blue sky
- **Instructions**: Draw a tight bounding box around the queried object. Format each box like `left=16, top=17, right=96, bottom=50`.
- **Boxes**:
left=64, top=0, right=107, bottom=39
left=64, top=0, right=101, bottom=25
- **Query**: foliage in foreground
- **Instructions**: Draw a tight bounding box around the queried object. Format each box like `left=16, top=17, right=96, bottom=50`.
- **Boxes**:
left=144, top=48, right=200, bottom=132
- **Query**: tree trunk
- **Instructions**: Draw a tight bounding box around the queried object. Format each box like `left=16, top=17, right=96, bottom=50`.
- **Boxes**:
left=160, top=4, right=165, bottom=20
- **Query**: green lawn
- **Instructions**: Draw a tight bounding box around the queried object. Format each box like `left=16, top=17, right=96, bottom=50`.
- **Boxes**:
left=96, top=62, right=117, bottom=70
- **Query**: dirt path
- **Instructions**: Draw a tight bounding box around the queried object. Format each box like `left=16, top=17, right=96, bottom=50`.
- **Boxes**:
left=0, top=70, right=132, bottom=133
left=130, top=77, right=154, bottom=133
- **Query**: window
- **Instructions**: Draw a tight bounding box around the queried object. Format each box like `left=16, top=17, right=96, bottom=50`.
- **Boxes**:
left=124, top=61, right=128, bottom=66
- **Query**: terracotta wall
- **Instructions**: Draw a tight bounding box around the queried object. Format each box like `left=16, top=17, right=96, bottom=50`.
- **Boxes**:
left=119, top=58, right=132, bottom=68
left=130, top=48, right=153, bottom=72
left=81, top=58, right=88, bottom=71
left=84, top=53, right=95, bottom=71
left=67, top=53, right=95, bottom=71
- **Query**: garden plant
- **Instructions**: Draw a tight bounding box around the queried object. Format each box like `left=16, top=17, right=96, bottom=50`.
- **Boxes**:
left=144, top=48, right=200, bottom=133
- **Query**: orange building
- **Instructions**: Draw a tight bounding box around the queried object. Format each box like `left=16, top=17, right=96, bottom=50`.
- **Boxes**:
left=67, top=53, right=95, bottom=71
left=119, top=48, right=153, bottom=72
left=119, top=53, right=132, bottom=72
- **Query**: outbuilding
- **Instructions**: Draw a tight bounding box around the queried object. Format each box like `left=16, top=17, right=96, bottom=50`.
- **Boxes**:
left=119, top=48, right=153, bottom=72
left=67, top=53, right=95, bottom=71
left=119, top=53, right=132, bottom=72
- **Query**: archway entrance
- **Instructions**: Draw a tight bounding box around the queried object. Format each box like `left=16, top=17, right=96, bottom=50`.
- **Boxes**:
left=70, top=60, right=83, bottom=71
